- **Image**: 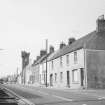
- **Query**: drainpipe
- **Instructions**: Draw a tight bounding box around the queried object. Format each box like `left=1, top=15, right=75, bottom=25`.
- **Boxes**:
left=84, top=44, right=88, bottom=89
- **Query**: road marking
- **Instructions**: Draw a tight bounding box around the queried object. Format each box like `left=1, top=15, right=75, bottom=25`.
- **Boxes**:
left=37, top=91, right=49, bottom=95
left=37, top=90, right=73, bottom=102
left=2, top=86, right=34, bottom=105
left=82, top=104, right=87, bottom=105
left=98, top=97, right=105, bottom=100
left=52, top=95, right=73, bottom=101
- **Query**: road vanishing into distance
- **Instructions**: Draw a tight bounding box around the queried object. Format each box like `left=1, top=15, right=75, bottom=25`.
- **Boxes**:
left=3, top=84, right=105, bottom=105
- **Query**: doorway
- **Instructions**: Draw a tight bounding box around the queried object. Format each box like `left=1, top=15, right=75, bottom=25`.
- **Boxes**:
left=80, top=68, right=84, bottom=86
left=67, top=71, right=70, bottom=87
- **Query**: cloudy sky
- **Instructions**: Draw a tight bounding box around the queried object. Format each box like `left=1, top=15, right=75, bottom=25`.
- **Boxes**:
left=0, top=0, right=104, bottom=77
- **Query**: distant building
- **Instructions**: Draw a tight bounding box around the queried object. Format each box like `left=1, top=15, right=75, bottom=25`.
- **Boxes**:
left=25, top=59, right=33, bottom=84
left=30, top=46, right=54, bottom=87
left=17, top=72, right=22, bottom=84
left=21, top=51, right=30, bottom=84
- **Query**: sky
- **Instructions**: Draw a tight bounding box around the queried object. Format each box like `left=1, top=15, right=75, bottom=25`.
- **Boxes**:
left=0, top=0, right=105, bottom=77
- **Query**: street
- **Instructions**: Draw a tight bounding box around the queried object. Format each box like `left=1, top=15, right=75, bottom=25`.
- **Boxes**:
left=2, top=84, right=105, bottom=105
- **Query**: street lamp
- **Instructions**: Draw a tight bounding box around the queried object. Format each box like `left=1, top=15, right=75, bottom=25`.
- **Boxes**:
left=46, top=39, right=48, bottom=87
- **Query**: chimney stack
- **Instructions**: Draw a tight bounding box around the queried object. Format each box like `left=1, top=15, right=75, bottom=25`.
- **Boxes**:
left=40, top=50, right=46, bottom=57
left=49, top=46, right=54, bottom=53
left=68, top=38, right=76, bottom=45
left=59, top=42, right=66, bottom=49
left=96, top=15, right=105, bottom=32
left=36, top=56, right=40, bottom=60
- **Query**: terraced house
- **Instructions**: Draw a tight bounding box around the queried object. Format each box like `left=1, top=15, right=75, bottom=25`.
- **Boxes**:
left=39, top=46, right=54, bottom=86
left=28, top=47, right=54, bottom=86
left=21, top=15, right=105, bottom=89
left=47, top=15, right=105, bottom=89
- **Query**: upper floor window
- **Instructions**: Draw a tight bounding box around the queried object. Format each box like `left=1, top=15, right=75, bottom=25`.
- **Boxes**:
left=74, top=51, right=77, bottom=64
left=60, top=72, right=63, bottom=82
left=51, top=60, right=54, bottom=69
left=60, top=56, right=63, bottom=67
left=55, top=73, right=57, bottom=82
left=66, top=54, right=69, bottom=65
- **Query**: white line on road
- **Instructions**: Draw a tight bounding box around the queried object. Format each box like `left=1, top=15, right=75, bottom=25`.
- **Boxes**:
left=52, top=95, right=73, bottom=101
left=37, top=90, right=73, bottom=102
left=37, top=91, right=49, bottom=95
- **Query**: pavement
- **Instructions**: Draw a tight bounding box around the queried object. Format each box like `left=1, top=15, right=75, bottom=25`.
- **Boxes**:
left=3, top=83, right=105, bottom=105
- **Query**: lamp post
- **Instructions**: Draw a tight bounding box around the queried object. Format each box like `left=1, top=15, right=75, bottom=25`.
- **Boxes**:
left=46, top=39, right=48, bottom=87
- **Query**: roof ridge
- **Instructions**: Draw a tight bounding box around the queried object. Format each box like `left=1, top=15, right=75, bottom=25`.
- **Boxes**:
left=48, top=31, right=96, bottom=61
left=84, top=31, right=96, bottom=48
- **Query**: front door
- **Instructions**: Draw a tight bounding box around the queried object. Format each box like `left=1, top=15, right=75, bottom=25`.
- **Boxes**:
left=67, top=71, right=70, bottom=87
left=50, top=74, right=53, bottom=86
left=80, top=68, right=84, bottom=86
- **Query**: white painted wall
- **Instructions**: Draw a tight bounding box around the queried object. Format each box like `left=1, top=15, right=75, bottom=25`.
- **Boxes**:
left=48, top=48, right=85, bottom=89
left=25, top=66, right=32, bottom=84
left=39, top=60, right=50, bottom=86
left=17, top=74, right=22, bottom=84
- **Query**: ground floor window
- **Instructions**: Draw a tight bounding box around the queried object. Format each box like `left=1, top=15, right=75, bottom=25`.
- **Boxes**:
left=72, top=69, right=79, bottom=82
left=60, top=72, right=63, bottom=82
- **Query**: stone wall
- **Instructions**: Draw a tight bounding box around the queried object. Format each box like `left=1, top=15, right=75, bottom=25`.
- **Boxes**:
left=86, top=50, right=105, bottom=88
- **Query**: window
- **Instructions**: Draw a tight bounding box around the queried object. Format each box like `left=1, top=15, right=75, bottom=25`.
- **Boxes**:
left=55, top=73, right=57, bottom=82
left=51, top=60, right=54, bottom=69
left=66, top=54, right=69, bottom=65
left=60, top=57, right=63, bottom=67
left=60, top=72, right=63, bottom=82
left=72, top=69, right=78, bottom=82
left=74, top=52, right=77, bottom=64
left=42, top=71, right=44, bottom=80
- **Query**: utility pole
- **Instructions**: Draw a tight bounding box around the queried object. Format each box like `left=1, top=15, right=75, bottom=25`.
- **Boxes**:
left=46, top=39, right=48, bottom=87
left=17, top=67, right=18, bottom=76
left=16, top=67, right=19, bottom=83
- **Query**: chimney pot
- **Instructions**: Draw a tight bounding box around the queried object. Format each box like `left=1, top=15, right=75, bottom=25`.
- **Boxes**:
left=96, top=15, right=105, bottom=32
left=68, top=38, right=76, bottom=45
left=60, top=42, right=66, bottom=49
left=49, top=46, right=54, bottom=53
left=40, top=50, right=46, bottom=57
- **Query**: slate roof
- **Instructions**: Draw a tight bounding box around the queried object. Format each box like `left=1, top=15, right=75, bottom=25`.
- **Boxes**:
left=32, top=55, right=46, bottom=66
left=32, top=53, right=51, bottom=66
left=48, top=31, right=105, bottom=61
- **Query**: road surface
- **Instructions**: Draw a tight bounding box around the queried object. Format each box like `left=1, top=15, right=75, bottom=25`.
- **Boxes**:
left=3, top=84, right=105, bottom=105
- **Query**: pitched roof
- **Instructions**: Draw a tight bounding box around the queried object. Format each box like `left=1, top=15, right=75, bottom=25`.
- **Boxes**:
left=32, top=53, right=51, bottom=66
left=48, top=31, right=105, bottom=61
left=47, top=49, right=59, bottom=61
left=32, top=55, right=46, bottom=66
